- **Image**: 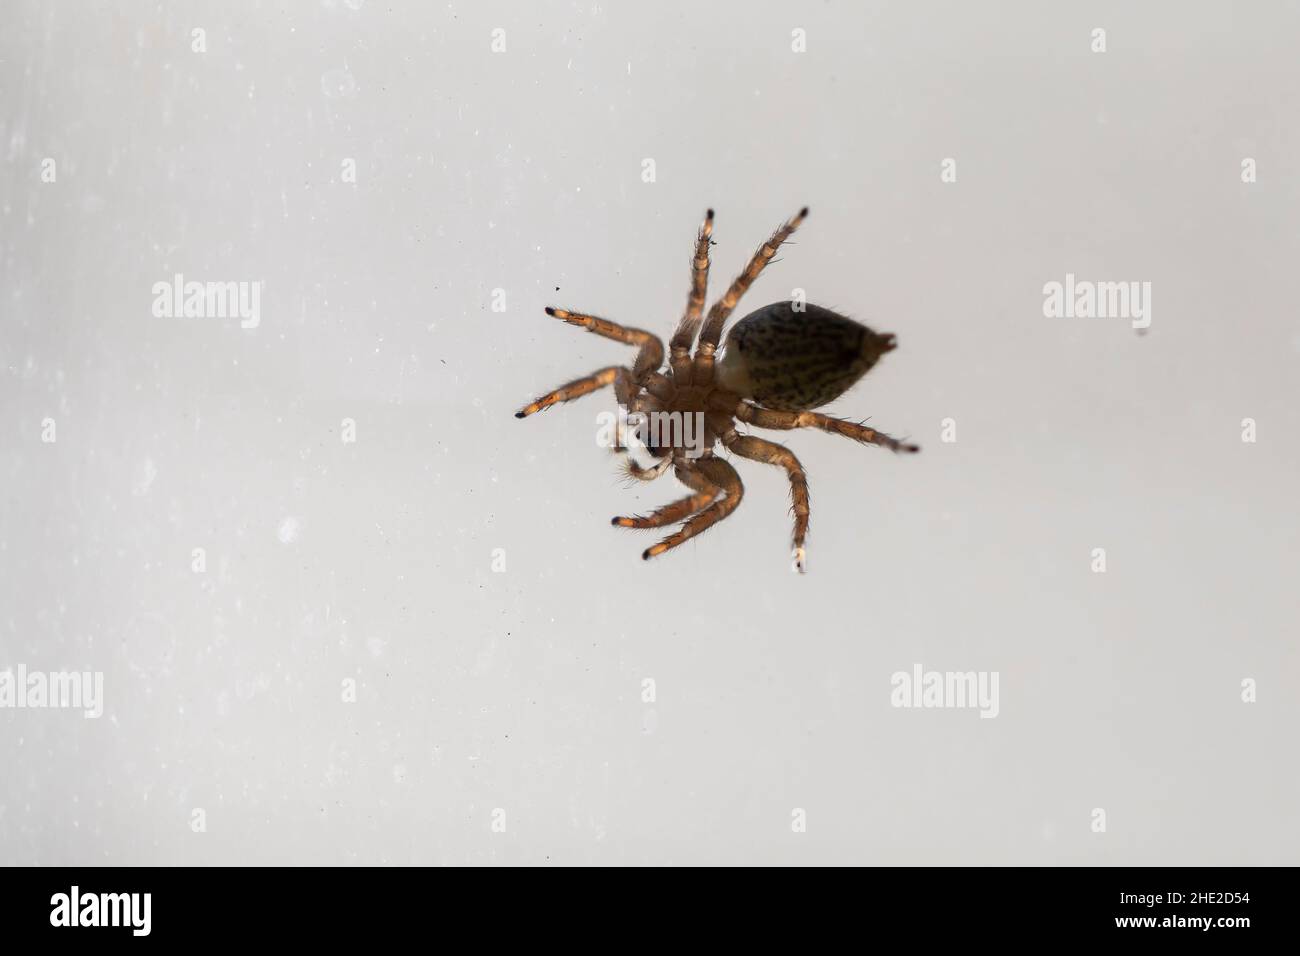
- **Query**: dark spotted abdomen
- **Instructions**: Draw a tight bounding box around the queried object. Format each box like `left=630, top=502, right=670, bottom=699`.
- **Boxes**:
left=715, top=301, right=897, bottom=411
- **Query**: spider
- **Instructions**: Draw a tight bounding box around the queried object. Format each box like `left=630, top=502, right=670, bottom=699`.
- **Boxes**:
left=515, top=208, right=918, bottom=572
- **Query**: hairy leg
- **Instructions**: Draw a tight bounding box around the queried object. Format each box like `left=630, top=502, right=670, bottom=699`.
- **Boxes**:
left=643, top=456, right=744, bottom=560
left=734, top=401, right=920, bottom=453
left=668, top=210, right=714, bottom=383
left=693, top=207, right=808, bottom=383
left=543, top=307, right=664, bottom=381
left=613, top=462, right=717, bottom=528
left=515, top=366, right=623, bottom=418
left=722, top=432, right=811, bottom=572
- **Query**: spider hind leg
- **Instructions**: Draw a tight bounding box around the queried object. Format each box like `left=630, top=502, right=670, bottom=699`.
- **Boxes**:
left=723, top=433, right=811, bottom=573
left=612, top=461, right=717, bottom=529
left=642, top=457, right=744, bottom=560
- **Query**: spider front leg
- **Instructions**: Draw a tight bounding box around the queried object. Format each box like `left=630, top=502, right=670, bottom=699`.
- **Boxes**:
left=514, top=308, right=665, bottom=418
left=642, top=457, right=744, bottom=560
left=544, top=307, right=665, bottom=380
left=734, top=401, right=920, bottom=454
left=720, top=431, right=812, bottom=573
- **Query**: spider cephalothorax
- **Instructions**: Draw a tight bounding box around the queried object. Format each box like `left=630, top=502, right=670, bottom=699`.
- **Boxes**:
left=516, top=208, right=918, bottom=572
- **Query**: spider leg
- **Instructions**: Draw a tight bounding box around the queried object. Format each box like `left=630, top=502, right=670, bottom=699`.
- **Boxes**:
left=733, top=400, right=920, bottom=454
left=543, top=307, right=664, bottom=381
left=642, top=456, right=744, bottom=560
left=515, top=365, right=623, bottom=418
left=693, top=207, right=808, bottom=382
left=721, top=431, right=811, bottom=573
left=668, top=209, right=714, bottom=384
left=613, top=462, right=718, bottom=528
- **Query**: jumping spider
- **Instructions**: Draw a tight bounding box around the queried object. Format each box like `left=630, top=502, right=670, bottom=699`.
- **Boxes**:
left=516, top=208, right=918, bottom=572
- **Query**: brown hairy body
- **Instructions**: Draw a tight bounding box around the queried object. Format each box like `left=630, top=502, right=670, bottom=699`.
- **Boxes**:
left=516, top=208, right=917, bottom=572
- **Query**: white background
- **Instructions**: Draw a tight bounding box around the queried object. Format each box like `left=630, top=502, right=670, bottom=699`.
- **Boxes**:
left=2, top=1, right=1297, bottom=864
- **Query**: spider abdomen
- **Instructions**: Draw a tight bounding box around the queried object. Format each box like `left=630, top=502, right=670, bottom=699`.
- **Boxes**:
left=715, top=301, right=898, bottom=411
